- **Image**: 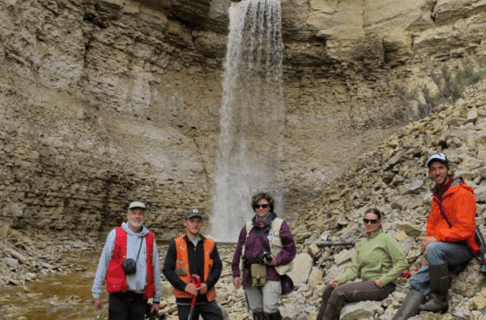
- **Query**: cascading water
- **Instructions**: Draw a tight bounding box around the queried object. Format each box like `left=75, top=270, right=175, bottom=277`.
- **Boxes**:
left=211, top=0, right=285, bottom=241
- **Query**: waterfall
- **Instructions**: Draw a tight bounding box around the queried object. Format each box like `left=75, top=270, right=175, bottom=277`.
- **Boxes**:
left=211, top=0, right=285, bottom=242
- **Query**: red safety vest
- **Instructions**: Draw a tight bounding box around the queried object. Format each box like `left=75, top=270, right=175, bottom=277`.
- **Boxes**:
left=106, top=227, right=155, bottom=299
left=173, top=235, right=217, bottom=301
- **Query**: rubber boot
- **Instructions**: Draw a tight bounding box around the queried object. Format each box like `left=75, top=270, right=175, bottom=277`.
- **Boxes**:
left=266, top=311, right=282, bottom=320
left=316, top=286, right=333, bottom=320
left=316, top=300, right=326, bottom=320
left=392, top=290, right=425, bottom=320
left=419, top=263, right=449, bottom=313
left=253, top=311, right=266, bottom=320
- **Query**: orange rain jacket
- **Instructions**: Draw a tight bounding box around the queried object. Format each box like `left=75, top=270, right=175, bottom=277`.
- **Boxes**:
left=425, top=178, right=480, bottom=256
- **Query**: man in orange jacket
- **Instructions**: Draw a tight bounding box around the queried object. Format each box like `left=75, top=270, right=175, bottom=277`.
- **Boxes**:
left=163, top=209, right=224, bottom=320
left=393, top=153, right=480, bottom=320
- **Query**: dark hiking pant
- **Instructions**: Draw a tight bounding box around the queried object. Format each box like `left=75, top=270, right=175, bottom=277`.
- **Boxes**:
left=108, top=291, right=147, bottom=320
left=316, top=281, right=396, bottom=320
left=177, top=300, right=224, bottom=320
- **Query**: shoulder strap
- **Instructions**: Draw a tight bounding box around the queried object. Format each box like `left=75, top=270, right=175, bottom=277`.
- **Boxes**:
left=257, top=232, right=270, bottom=252
left=135, top=235, right=144, bottom=262
left=434, top=195, right=452, bottom=228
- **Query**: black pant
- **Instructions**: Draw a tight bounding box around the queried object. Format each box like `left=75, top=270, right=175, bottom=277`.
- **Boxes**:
left=177, top=300, right=223, bottom=320
left=109, top=291, right=147, bottom=320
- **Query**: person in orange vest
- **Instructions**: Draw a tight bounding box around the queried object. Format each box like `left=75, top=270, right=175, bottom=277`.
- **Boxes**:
left=92, top=201, right=162, bottom=320
left=163, top=208, right=224, bottom=320
left=392, top=153, right=480, bottom=320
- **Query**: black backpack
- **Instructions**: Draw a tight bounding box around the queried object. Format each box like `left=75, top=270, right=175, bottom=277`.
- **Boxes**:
left=475, top=228, right=486, bottom=273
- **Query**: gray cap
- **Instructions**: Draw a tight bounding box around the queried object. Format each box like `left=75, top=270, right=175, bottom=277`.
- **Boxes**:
left=128, top=201, right=146, bottom=210
left=185, top=208, right=203, bottom=219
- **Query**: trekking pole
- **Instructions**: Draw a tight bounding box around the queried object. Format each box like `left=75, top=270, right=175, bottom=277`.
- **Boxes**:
left=244, top=291, right=250, bottom=311
left=187, top=274, right=201, bottom=320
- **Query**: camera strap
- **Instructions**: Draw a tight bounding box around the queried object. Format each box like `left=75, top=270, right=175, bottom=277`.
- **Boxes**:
left=256, top=230, right=271, bottom=254
left=135, top=236, right=144, bottom=263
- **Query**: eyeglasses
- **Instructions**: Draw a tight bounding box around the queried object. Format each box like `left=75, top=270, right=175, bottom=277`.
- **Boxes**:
left=254, top=204, right=269, bottom=209
left=363, top=219, right=379, bottom=224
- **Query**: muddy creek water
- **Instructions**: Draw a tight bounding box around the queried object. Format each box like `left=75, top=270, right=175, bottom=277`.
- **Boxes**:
left=0, top=252, right=107, bottom=320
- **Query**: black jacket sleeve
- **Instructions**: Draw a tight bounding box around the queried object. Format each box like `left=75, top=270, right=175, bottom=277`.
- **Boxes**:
left=204, top=244, right=222, bottom=290
left=162, top=240, right=188, bottom=292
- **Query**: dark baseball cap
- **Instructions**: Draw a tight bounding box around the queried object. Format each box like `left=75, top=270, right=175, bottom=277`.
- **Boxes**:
left=185, top=208, right=203, bottom=219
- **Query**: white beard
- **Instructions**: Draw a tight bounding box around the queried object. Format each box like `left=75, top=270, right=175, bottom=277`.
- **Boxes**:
left=129, top=221, right=143, bottom=229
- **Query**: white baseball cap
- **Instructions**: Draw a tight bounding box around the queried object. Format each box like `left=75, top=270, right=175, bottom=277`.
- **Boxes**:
left=128, top=201, right=146, bottom=210
left=426, top=153, right=449, bottom=167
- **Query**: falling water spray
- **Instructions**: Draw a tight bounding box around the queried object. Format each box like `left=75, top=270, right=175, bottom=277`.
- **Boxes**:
left=211, top=0, right=285, bottom=241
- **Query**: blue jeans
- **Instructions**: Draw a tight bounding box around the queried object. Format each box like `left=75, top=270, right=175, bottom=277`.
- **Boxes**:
left=410, top=241, right=473, bottom=296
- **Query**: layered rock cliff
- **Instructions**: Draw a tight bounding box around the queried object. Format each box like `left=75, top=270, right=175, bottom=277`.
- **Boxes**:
left=0, top=0, right=485, bottom=236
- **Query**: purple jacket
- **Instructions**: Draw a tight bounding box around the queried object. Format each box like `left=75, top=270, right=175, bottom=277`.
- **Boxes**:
left=232, top=215, right=296, bottom=286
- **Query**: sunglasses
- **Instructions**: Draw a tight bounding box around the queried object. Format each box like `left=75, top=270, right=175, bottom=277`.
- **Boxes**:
left=254, top=204, right=269, bottom=209
left=363, top=219, right=379, bottom=224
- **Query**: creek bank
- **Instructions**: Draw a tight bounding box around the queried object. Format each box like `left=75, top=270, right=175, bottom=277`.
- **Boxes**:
left=0, top=225, right=319, bottom=320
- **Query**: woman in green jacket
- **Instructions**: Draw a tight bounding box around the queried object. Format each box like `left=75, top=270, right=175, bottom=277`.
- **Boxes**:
left=316, top=208, right=408, bottom=320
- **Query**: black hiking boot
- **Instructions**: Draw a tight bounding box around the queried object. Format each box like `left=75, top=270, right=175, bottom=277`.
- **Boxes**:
left=419, top=263, right=449, bottom=313
left=392, top=290, right=425, bottom=320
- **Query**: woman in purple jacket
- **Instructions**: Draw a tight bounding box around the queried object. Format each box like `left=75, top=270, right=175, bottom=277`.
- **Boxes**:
left=232, top=192, right=297, bottom=320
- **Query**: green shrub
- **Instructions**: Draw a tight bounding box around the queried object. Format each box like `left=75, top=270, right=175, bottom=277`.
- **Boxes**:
left=392, top=58, right=486, bottom=123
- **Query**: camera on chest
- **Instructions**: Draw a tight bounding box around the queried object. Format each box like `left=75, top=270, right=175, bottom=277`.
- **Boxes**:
left=257, top=251, right=272, bottom=264
left=123, top=258, right=137, bottom=275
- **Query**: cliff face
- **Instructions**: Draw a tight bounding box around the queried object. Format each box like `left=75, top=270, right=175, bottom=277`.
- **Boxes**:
left=0, top=0, right=485, bottom=235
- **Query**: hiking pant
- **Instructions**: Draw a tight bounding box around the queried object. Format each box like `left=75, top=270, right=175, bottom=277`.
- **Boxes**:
left=108, top=291, right=146, bottom=320
left=410, top=241, right=473, bottom=297
left=317, top=281, right=395, bottom=320
left=245, top=280, right=282, bottom=314
left=177, top=300, right=223, bottom=320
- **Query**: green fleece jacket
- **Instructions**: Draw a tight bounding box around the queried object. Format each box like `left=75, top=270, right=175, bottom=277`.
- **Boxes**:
left=336, top=231, right=408, bottom=286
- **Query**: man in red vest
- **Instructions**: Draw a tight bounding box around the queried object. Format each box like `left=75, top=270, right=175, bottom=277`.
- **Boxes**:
left=163, top=208, right=224, bottom=320
left=92, top=201, right=162, bottom=320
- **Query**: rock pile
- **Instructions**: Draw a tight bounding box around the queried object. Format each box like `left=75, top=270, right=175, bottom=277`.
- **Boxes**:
left=0, top=225, right=96, bottom=288
left=290, top=88, right=486, bottom=319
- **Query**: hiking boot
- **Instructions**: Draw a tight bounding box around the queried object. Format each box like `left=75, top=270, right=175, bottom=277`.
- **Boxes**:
left=253, top=312, right=266, bottom=320
left=418, top=263, right=449, bottom=313
left=392, top=290, right=425, bottom=320
left=266, top=311, right=282, bottom=320
left=419, top=293, right=448, bottom=313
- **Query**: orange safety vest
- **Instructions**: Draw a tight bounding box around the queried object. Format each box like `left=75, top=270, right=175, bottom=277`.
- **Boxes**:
left=106, top=227, right=156, bottom=299
left=173, top=235, right=217, bottom=301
